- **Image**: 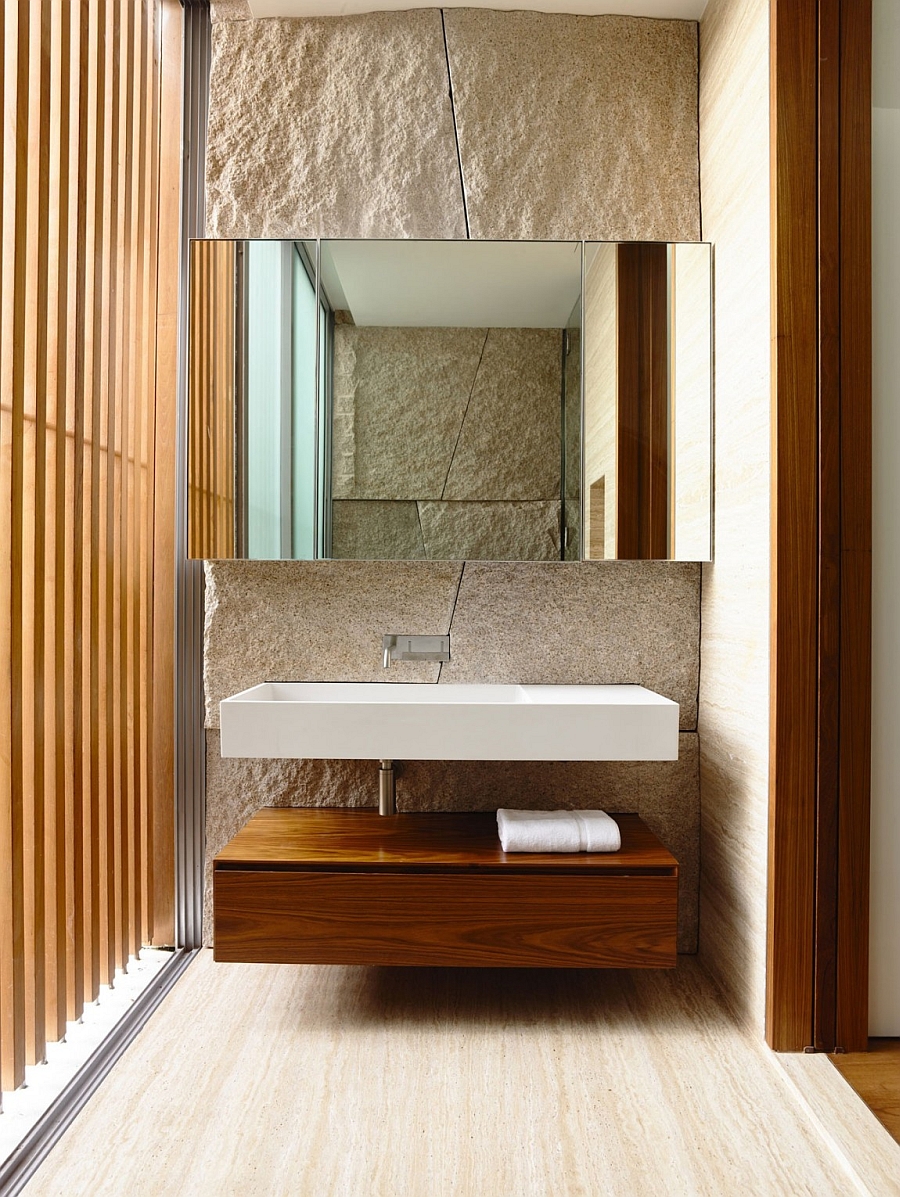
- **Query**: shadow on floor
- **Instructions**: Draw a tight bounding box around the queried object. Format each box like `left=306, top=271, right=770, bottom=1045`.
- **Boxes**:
left=259, top=954, right=744, bottom=1035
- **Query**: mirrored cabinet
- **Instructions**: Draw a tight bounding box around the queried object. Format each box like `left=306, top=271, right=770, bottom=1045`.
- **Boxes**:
left=188, top=238, right=712, bottom=562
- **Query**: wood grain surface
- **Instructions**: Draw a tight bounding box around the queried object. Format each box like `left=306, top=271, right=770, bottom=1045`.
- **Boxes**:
left=213, top=810, right=678, bottom=969
left=615, top=243, right=669, bottom=559
left=0, top=0, right=180, bottom=1094
left=767, top=0, right=872, bottom=1054
left=214, top=870, right=678, bottom=968
left=214, top=808, right=677, bottom=874
left=831, top=1039, right=900, bottom=1145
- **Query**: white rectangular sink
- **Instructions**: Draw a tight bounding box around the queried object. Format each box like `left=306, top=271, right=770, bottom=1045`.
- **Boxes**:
left=219, top=682, right=679, bottom=762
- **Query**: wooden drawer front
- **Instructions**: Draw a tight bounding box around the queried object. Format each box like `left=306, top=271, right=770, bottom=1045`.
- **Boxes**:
left=214, top=870, right=677, bottom=969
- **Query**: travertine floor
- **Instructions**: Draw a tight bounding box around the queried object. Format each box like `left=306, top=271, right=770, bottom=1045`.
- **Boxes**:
left=23, top=952, right=900, bottom=1196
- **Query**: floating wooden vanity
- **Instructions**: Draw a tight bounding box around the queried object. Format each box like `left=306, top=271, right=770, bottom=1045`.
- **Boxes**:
left=214, top=809, right=678, bottom=969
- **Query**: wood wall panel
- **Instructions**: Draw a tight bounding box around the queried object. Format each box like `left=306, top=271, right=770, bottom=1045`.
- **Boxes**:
left=188, top=239, right=237, bottom=561
left=835, top=0, right=872, bottom=1054
left=0, top=0, right=181, bottom=1094
left=616, top=243, right=669, bottom=560
left=767, top=0, right=872, bottom=1053
left=767, top=0, right=820, bottom=1054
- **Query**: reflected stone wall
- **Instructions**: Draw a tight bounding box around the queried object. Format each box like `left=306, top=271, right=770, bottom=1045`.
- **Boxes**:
left=331, top=325, right=565, bottom=561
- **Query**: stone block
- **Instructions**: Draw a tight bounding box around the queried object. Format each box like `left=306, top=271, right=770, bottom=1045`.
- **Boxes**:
left=417, top=500, right=561, bottom=561
left=331, top=500, right=425, bottom=559
left=440, top=560, right=700, bottom=730
left=206, top=12, right=466, bottom=239
left=443, top=328, right=562, bottom=501
left=203, top=559, right=463, bottom=726
left=443, top=10, right=700, bottom=242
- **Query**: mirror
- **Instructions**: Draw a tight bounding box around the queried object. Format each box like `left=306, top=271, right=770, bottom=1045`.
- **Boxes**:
left=187, top=239, right=712, bottom=562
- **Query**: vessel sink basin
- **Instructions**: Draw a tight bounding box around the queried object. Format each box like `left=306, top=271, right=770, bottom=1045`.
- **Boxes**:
left=219, top=682, right=679, bottom=762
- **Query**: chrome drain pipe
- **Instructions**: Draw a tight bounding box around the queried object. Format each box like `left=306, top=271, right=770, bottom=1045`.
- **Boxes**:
left=378, top=759, right=396, bottom=816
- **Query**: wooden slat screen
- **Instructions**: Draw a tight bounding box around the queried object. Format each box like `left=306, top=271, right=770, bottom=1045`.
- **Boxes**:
left=0, top=0, right=181, bottom=1095
left=188, top=239, right=236, bottom=560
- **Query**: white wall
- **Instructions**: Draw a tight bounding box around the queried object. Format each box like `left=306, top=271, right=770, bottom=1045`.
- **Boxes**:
left=870, top=0, right=900, bottom=1036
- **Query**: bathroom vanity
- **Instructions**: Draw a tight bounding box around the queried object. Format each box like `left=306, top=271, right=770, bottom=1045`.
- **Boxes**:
left=213, top=808, right=678, bottom=969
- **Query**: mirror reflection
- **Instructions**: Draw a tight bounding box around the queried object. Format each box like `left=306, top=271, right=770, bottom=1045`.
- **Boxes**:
left=187, top=238, right=711, bottom=562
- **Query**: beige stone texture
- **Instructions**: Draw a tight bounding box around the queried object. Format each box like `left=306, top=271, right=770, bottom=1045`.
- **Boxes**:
left=417, top=500, right=561, bottom=561
left=203, top=559, right=463, bottom=726
left=333, top=326, right=563, bottom=507
left=33, top=951, right=900, bottom=1197
left=584, top=243, right=618, bottom=558
left=443, top=11, right=700, bottom=242
left=204, top=730, right=699, bottom=953
left=331, top=326, right=485, bottom=499
left=697, top=0, right=771, bottom=1033
left=205, top=13, right=466, bottom=239
left=210, top=0, right=251, bottom=20
left=441, top=561, right=700, bottom=731
left=672, top=243, right=713, bottom=560
left=331, top=500, right=425, bottom=559
left=443, top=328, right=562, bottom=501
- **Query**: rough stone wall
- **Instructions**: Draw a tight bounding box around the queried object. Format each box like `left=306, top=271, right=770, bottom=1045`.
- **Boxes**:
left=201, top=8, right=703, bottom=950
left=331, top=325, right=565, bottom=561
left=205, top=10, right=699, bottom=242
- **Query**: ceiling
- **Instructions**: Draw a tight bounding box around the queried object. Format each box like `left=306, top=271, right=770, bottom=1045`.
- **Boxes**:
left=247, top=1, right=707, bottom=19
left=319, top=239, right=584, bottom=328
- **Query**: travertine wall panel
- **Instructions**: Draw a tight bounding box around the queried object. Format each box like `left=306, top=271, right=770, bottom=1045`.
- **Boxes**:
left=583, top=244, right=618, bottom=558
left=443, top=11, right=700, bottom=241
left=204, top=729, right=700, bottom=953
left=206, top=13, right=466, bottom=239
left=697, top=0, right=770, bottom=1033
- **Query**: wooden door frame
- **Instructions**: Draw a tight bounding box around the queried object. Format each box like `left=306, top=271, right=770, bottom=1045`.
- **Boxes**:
left=767, top=0, right=872, bottom=1052
left=615, top=243, right=669, bottom=559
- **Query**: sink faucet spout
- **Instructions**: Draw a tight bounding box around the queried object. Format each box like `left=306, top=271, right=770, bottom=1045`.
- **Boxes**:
left=382, top=634, right=451, bottom=669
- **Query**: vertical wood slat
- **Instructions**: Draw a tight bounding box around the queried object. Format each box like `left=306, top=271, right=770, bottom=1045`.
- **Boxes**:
left=0, top=0, right=180, bottom=1094
left=0, top=0, right=7, bottom=1110
left=151, top=0, right=182, bottom=948
left=188, top=240, right=237, bottom=562
left=0, top=0, right=27, bottom=1095
left=23, top=0, right=51, bottom=1070
left=44, top=0, right=72, bottom=1047
left=766, top=0, right=819, bottom=1054
left=835, top=0, right=872, bottom=1055
left=813, top=0, right=842, bottom=1054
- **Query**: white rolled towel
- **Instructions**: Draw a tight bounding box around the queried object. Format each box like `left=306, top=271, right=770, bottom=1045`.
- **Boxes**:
left=496, top=809, right=621, bottom=854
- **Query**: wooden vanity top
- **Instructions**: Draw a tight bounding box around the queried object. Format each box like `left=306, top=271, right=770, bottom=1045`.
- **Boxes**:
left=214, top=809, right=678, bottom=875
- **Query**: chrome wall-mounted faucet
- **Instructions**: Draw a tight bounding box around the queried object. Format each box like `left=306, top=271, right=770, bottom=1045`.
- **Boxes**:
left=382, top=634, right=451, bottom=669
